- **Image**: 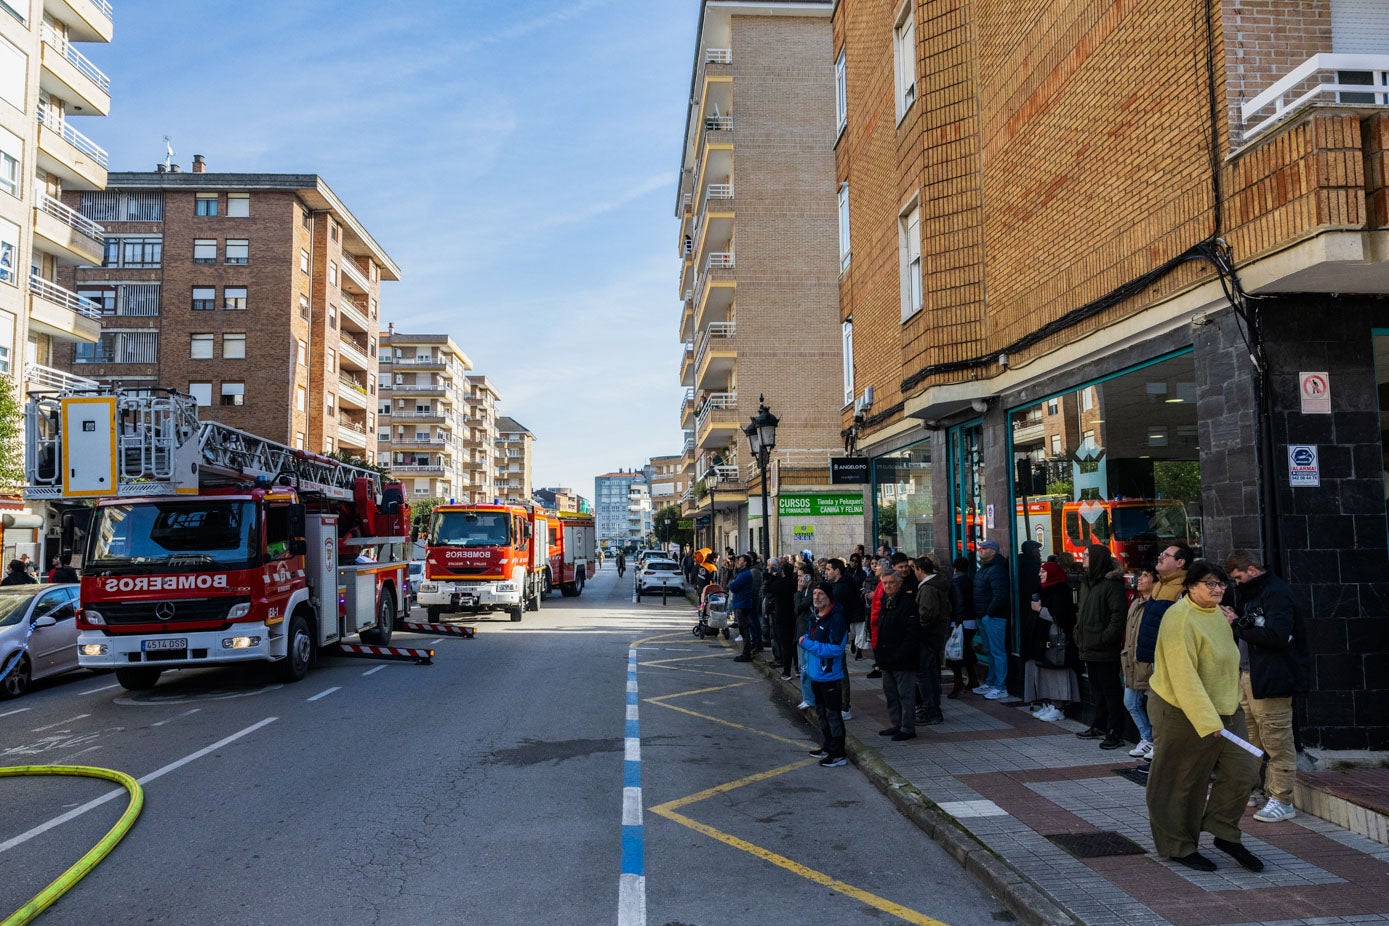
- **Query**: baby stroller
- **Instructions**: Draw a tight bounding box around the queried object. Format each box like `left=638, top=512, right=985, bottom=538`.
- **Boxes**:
left=693, top=583, right=730, bottom=639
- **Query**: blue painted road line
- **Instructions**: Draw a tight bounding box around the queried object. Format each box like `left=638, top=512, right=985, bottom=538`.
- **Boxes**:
left=619, top=645, right=646, bottom=925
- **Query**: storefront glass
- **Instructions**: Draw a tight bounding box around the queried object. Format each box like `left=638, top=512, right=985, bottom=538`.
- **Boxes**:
left=1009, top=351, right=1203, bottom=578
left=948, top=420, right=986, bottom=559
left=871, top=440, right=933, bottom=557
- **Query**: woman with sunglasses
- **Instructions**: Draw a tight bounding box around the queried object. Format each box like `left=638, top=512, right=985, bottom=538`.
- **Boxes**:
left=1146, top=560, right=1263, bottom=874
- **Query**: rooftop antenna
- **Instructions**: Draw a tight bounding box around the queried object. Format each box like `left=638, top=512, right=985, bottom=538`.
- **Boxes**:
left=163, top=135, right=174, bottom=170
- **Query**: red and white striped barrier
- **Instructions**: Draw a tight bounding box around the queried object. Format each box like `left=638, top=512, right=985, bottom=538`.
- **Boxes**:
left=334, top=643, right=435, bottom=664
left=401, top=622, right=477, bottom=638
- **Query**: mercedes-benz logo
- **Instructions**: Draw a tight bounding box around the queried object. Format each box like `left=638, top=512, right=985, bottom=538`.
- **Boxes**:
left=154, top=602, right=176, bottom=621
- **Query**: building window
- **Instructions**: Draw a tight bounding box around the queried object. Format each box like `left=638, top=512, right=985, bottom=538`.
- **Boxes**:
left=189, top=382, right=212, bottom=406
left=837, top=183, right=851, bottom=272
left=115, top=237, right=162, bottom=268
left=298, top=339, right=308, bottom=366
left=893, top=2, right=917, bottom=121
left=842, top=319, right=855, bottom=406
left=0, top=126, right=20, bottom=198
left=223, top=286, right=247, bottom=310
left=192, top=287, right=216, bottom=311
left=195, top=193, right=218, bottom=216
left=326, top=348, right=336, bottom=373
left=78, top=286, right=117, bottom=315
left=328, top=262, right=338, bottom=286
left=871, top=442, right=932, bottom=558
left=835, top=48, right=847, bottom=135
left=298, top=294, right=309, bottom=318
left=899, top=200, right=922, bottom=320
left=0, top=35, right=24, bottom=111
left=222, top=333, right=246, bottom=359
left=190, top=333, right=214, bottom=359
left=295, top=432, right=305, bottom=449
left=226, top=193, right=249, bottom=217
left=193, top=239, right=217, bottom=264
left=225, top=239, right=248, bottom=265
left=299, top=249, right=309, bottom=273
left=329, top=220, right=339, bottom=242
left=295, top=385, right=306, bottom=412
left=325, top=395, right=335, bottom=417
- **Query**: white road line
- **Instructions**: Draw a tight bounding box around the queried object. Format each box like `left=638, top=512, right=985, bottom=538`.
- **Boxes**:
left=306, top=686, right=341, bottom=701
left=0, top=716, right=278, bottom=854
left=426, top=638, right=443, bottom=646
left=32, top=713, right=90, bottom=732
left=151, top=708, right=201, bottom=728
left=362, top=666, right=385, bottom=677
left=0, top=707, right=31, bottom=719
left=79, top=683, right=121, bottom=696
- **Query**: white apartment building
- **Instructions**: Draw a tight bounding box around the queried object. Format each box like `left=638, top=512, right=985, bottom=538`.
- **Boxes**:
left=494, top=415, right=533, bottom=502
left=377, top=331, right=473, bottom=501
left=463, top=374, right=499, bottom=503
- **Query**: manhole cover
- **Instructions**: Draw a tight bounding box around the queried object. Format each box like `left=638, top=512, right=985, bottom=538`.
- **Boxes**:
left=1112, top=767, right=1149, bottom=787
left=1045, top=831, right=1146, bottom=858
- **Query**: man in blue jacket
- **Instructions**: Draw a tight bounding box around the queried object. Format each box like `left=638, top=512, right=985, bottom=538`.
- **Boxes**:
left=728, top=555, right=762, bottom=662
left=801, top=582, right=849, bottom=767
left=972, top=539, right=1011, bottom=698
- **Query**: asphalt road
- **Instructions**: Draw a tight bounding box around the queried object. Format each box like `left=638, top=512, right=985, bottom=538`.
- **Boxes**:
left=1, top=566, right=1006, bottom=926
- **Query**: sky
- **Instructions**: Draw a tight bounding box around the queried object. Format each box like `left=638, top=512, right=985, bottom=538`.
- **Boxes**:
left=95, top=0, right=700, bottom=500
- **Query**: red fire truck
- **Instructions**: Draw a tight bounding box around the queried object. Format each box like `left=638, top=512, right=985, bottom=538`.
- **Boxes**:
left=417, top=502, right=545, bottom=622
left=543, top=510, right=596, bottom=598
left=22, top=388, right=411, bottom=691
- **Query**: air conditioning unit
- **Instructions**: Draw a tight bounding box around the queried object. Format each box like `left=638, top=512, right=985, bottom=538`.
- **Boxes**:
left=854, top=386, right=874, bottom=415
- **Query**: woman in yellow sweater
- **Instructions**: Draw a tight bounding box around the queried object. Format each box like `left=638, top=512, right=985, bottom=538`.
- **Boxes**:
left=1146, top=561, right=1263, bottom=873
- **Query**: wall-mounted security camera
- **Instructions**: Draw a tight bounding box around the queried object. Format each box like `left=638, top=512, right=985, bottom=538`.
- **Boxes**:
left=971, top=398, right=989, bottom=414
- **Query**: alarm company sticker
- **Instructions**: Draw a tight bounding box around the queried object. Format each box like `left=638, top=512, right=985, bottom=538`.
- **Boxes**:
left=1288, top=444, right=1320, bottom=488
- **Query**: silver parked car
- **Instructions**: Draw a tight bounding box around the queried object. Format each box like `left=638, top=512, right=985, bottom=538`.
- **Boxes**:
left=0, top=584, right=81, bottom=698
left=635, top=559, right=684, bottom=600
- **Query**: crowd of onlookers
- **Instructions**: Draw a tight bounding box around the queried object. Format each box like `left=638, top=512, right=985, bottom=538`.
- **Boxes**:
left=680, top=535, right=1311, bottom=874
left=1, top=553, right=79, bottom=586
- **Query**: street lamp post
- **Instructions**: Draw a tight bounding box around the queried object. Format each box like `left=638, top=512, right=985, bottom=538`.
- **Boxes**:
left=703, top=454, right=721, bottom=554
left=742, top=394, right=779, bottom=562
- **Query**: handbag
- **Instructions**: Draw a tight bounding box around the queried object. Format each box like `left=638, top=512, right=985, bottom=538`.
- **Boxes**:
left=1040, top=620, right=1068, bottom=669
left=944, top=623, right=964, bottom=662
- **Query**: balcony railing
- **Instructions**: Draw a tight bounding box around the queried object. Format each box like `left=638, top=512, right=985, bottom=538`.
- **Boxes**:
left=340, top=258, right=370, bottom=292
left=339, top=375, right=367, bottom=396
left=705, top=251, right=734, bottom=270
left=40, top=24, right=111, bottom=92
left=694, top=391, right=736, bottom=434
left=39, top=192, right=105, bottom=243
left=30, top=275, right=102, bottom=319
left=391, top=356, right=445, bottom=367
left=694, top=321, right=735, bottom=372
left=24, top=362, right=97, bottom=393
left=1241, top=53, right=1389, bottom=142
left=391, top=464, right=445, bottom=475
left=35, top=102, right=108, bottom=167
left=705, top=183, right=733, bottom=201
left=703, top=115, right=733, bottom=132
left=705, top=48, right=731, bottom=64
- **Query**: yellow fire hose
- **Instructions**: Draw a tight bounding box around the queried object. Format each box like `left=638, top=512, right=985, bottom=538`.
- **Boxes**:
left=0, top=765, right=143, bottom=926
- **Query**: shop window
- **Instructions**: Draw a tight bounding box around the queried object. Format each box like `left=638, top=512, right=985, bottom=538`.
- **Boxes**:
left=1008, top=351, right=1202, bottom=578
left=872, top=440, right=933, bottom=557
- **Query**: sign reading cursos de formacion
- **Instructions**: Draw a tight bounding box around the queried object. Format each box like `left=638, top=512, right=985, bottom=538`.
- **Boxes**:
left=778, top=492, right=865, bottom=517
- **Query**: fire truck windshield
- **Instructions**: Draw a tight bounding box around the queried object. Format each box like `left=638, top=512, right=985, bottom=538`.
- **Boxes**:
left=88, top=501, right=255, bottom=569
left=430, top=510, right=510, bottom=548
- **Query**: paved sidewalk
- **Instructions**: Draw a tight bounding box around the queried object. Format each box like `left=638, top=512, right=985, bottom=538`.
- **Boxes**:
left=775, top=661, right=1389, bottom=926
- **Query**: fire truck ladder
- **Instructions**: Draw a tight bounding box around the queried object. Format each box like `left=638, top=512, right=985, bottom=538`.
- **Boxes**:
left=24, top=388, right=383, bottom=501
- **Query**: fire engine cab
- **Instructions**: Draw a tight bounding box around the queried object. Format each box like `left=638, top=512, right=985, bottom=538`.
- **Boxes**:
left=23, top=388, right=411, bottom=691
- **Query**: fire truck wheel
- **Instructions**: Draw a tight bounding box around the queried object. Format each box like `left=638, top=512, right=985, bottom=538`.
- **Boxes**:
left=360, top=591, right=396, bottom=646
left=509, top=603, right=523, bottom=622
left=427, top=606, right=444, bottom=622
left=115, top=667, right=162, bottom=691
left=278, top=613, right=313, bottom=683
left=1, top=654, right=31, bottom=698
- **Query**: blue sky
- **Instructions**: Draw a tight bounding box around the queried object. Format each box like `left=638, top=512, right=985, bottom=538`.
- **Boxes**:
left=95, top=0, right=699, bottom=499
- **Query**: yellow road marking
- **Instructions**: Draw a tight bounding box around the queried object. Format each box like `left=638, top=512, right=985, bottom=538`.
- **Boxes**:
left=639, top=653, right=733, bottom=667
left=649, top=761, right=951, bottom=926
left=644, top=681, right=749, bottom=702
left=645, top=700, right=805, bottom=746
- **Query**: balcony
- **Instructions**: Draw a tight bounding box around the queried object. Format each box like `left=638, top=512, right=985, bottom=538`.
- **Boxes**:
left=391, top=435, right=449, bottom=451
left=24, top=362, right=97, bottom=394
left=33, top=193, right=104, bottom=265
left=391, top=355, right=446, bottom=370
left=39, top=24, right=111, bottom=116
left=339, top=297, right=370, bottom=333
left=705, top=48, right=731, bottom=65
left=695, top=391, right=738, bottom=449
left=340, top=258, right=370, bottom=295
left=695, top=143, right=733, bottom=215
left=42, top=0, right=113, bottom=43
left=391, top=464, right=446, bottom=476
left=35, top=102, right=108, bottom=190
left=680, top=387, right=695, bottom=430
left=679, top=341, right=694, bottom=387
left=338, top=335, right=370, bottom=372
left=28, top=275, right=101, bottom=342
left=387, top=410, right=447, bottom=424
left=336, top=422, right=369, bottom=449
left=695, top=321, right=735, bottom=390
left=1241, top=54, right=1389, bottom=144
left=337, top=376, right=369, bottom=408
left=391, top=381, right=448, bottom=397
left=695, top=275, right=735, bottom=333
left=705, top=251, right=734, bottom=271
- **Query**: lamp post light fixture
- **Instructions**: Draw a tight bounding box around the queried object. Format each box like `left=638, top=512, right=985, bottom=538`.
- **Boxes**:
left=742, top=394, right=779, bottom=562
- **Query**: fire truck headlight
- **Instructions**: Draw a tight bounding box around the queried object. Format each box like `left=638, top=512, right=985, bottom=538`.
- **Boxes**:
left=420, top=582, right=437, bottom=592
left=222, top=636, right=261, bottom=649
left=80, top=609, right=106, bottom=626
left=80, top=643, right=107, bottom=656
left=226, top=603, right=251, bottom=620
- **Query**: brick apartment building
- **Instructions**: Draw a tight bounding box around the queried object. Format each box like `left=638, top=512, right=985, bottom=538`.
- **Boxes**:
left=60, top=165, right=398, bottom=462
left=377, top=331, right=474, bottom=501
left=494, top=415, right=534, bottom=502
left=836, top=0, right=1389, bottom=750
left=675, top=0, right=849, bottom=557
left=462, top=374, right=500, bottom=503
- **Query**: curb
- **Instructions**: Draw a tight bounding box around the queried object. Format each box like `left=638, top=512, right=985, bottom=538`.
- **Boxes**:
left=753, top=656, right=1079, bottom=926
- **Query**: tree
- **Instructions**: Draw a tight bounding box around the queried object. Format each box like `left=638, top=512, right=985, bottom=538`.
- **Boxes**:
left=410, top=497, right=442, bottom=537
left=653, top=503, right=691, bottom=548
left=325, top=449, right=389, bottom=477
left=0, top=375, right=22, bottom=495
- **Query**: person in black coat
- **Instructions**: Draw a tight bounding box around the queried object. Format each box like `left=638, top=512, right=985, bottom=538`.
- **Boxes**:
left=947, top=556, right=979, bottom=696
left=766, top=562, right=799, bottom=679
left=1224, top=550, right=1310, bottom=823
left=874, top=571, right=921, bottom=740
left=1, top=560, right=36, bottom=586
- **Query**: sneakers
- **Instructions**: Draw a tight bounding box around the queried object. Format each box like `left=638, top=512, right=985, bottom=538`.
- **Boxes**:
left=1253, top=798, right=1297, bottom=823
left=808, top=748, right=830, bottom=759
left=866, top=668, right=883, bottom=679
left=734, top=635, right=743, bottom=643
left=779, top=673, right=793, bottom=681
left=1037, top=705, right=1065, bottom=722
left=972, top=684, right=994, bottom=695
left=796, top=701, right=811, bottom=710
left=818, top=755, right=848, bottom=768
left=984, top=688, right=1009, bottom=700
left=1128, top=739, right=1154, bottom=759
left=840, top=709, right=853, bottom=721
left=1099, top=735, right=1126, bottom=750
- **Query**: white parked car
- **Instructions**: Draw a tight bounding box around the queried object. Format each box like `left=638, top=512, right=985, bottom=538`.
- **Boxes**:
left=0, top=584, right=82, bottom=699
left=407, top=561, right=424, bottom=605
left=635, top=559, right=684, bottom=600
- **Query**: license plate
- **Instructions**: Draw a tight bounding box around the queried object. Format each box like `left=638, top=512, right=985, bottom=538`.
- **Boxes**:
left=143, top=638, right=187, bottom=651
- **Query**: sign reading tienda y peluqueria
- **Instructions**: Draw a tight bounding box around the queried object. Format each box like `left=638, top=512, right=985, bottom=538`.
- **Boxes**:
left=777, top=492, right=865, bottom=517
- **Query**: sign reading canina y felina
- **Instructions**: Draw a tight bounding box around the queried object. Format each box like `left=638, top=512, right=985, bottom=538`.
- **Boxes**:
left=778, top=492, right=865, bottom=517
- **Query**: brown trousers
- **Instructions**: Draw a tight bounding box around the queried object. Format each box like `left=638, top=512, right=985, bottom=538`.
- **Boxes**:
left=1146, top=692, right=1261, bottom=858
